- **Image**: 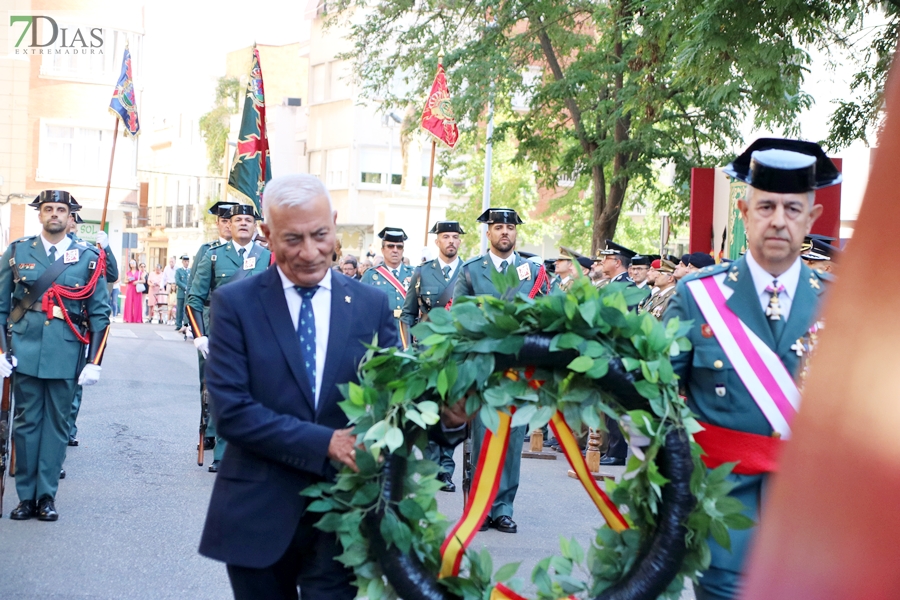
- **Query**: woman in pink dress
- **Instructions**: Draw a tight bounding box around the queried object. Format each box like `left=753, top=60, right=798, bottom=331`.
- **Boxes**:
left=123, top=259, right=144, bottom=323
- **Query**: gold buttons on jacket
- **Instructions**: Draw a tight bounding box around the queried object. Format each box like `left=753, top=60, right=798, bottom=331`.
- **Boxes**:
left=713, top=360, right=724, bottom=369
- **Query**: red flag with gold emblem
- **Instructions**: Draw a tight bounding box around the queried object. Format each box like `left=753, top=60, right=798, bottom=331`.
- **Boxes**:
left=420, top=62, right=459, bottom=149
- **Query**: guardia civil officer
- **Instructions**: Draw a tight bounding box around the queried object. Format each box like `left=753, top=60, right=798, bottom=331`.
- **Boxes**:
left=187, top=204, right=271, bottom=472
left=187, top=201, right=236, bottom=455
left=453, top=208, right=554, bottom=533
left=665, top=138, right=838, bottom=599
left=400, top=220, right=465, bottom=492
left=360, top=227, right=414, bottom=321
left=174, top=255, right=190, bottom=332
left=2, top=191, right=111, bottom=521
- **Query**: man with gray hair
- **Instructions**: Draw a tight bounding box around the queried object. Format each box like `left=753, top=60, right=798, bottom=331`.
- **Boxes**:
left=198, top=174, right=469, bottom=599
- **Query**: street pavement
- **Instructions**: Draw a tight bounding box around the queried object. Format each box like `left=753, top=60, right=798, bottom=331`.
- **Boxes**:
left=0, top=321, right=695, bottom=599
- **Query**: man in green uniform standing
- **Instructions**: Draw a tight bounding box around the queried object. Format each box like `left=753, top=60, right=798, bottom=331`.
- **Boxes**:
left=1, top=190, right=110, bottom=521
left=187, top=201, right=236, bottom=456
left=360, top=227, right=413, bottom=322
left=187, top=204, right=271, bottom=473
left=400, top=220, right=465, bottom=492
left=453, top=208, right=554, bottom=533
left=174, top=254, right=190, bottom=332
left=665, top=138, right=838, bottom=599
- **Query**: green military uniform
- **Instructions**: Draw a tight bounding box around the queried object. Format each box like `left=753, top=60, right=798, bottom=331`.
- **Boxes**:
left=360, top=263, right=413, bottom=319
left=187, top=239, right=271, bottom=465
left=0, top=194, right=110, bottom=518
left=666, top=138, right=841, bottom=600
left=454, top=249, right=554, bottom=522
left=174, top=259, right=190, bottom=329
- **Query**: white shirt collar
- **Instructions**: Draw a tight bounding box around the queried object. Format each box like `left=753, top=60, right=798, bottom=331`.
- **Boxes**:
left=218, top=237, right=228, bottom=245
left=437, top=256, right=459, bottom=270
left=488, top=250, right=515, bottom=271
left=40, top=234, right=71, bottom=257
left=232, top=240, right=254, bottom=255
left=745, top=250, right=801, bottom=300
left=277, top=265, right=333, bottom=291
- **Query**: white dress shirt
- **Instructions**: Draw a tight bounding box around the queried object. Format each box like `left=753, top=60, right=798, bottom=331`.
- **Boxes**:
left=233, top=240, right=254, bottom=256
left=437, top=256, right=460, bottom=278
left=488, top=251, right=515, bottom=272
left=277, top=266, right=332, bottom=407
left=40, top=234, right=72, bottom=258
left=744, top=250, right=801, bottom=321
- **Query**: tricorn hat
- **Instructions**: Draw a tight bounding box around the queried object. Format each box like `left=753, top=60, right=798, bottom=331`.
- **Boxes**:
left=476, top=208, right=524, bottom=225
left=723, top=138, right=842, bottom=193
left=429, top=221, right=465, bottom=235
left=72, top=212, right=84, bottom=224
left=631, top=255, right=651, bottom=267
left=209, top=201, right=239, bottom=217
left=180, top=254, right=190, bottom=260
left=226, top=204, right=262, bottom=220
left=30, top=190, right=77, bottom=211
left=378, top=227, right=408, bottom=243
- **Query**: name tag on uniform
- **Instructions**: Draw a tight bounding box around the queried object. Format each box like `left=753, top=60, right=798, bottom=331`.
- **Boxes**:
left=516, top=263, right=531, bottom=281
left=243, top=256, right=256, bottom=271
left=64, top=249, right=79, bottom=264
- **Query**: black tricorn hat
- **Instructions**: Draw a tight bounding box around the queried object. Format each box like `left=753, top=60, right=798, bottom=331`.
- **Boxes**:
left=73, top=213, right=84, bottom=224
left=226, top=204, right=261, bottom=220
left=723, top=138, right=842, bottom=193
left=596, top=239, right=637, bottom=260
left=180, top=254, right=190, bottom=260
left=802, top=236, right=841, bottom=261
left=631, top=255, right=651, bottom=267
left=429, top=221, right=465, bottom=235
left=476, top=208, right=524, bottom=225
left=30, top=190, right=76, bottom=210
left=378, top=227, right=408, bottom=243
left=209, top=201, right=239, bottom=217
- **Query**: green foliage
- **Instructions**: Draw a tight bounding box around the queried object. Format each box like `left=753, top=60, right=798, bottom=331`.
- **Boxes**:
left=328, top=0, right=861, bottom=251
left=198, top=76, right=242, bottom=175
left=306, top=279, right=749, bottom=599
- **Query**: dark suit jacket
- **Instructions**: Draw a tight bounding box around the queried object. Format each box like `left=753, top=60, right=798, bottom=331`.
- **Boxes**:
left=199, top=265, right=398, bottom=568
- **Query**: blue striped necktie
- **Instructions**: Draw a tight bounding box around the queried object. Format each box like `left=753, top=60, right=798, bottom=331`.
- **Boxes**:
left=295, top=286, right=319, bottom=399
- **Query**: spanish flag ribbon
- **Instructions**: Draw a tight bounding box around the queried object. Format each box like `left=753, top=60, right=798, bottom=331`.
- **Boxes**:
left=439, top=409, right=512, bottom=577
left=490, top=582, right=577, bottom=600
left=549, top=411, right=629, bottom=532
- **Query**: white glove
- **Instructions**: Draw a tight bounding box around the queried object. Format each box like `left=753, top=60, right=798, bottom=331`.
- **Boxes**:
left=96, top=231, right=109, bottom=248
left=0, top=355, right=12, bottom=378
left=194, top=336, right=209, bottom=358
left=78, top=364, right=101, bottom=386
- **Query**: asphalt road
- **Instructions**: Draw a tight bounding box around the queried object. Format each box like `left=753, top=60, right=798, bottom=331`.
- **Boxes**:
left=0, top=322, right=694, bottom=599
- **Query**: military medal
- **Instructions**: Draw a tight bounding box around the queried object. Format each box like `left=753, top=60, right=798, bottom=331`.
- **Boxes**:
left=63, top=249, right=79, bottom=264
left=516, top=264, right=530, bottom=281
left=243, top=256, right=256, bottom=270
left=701, top=324, right=714, bottom=338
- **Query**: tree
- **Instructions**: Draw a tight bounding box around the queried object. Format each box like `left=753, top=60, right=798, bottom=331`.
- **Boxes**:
left=330, top=0, right=860, bottom=253
left=198, top=76, right=241, bottom=175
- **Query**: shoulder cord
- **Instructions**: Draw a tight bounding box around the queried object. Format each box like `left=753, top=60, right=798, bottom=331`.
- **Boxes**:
left=42, top=248, right=107, bottom=344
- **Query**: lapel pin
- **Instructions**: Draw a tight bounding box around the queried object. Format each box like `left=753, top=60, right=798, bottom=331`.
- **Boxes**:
left=728, top=270, right=739, bottom=282
left=809, top=277, right=820, bottom=290
left=345, top=296, right=351, bottom=303
left=791, top=341, right=806, bottom=357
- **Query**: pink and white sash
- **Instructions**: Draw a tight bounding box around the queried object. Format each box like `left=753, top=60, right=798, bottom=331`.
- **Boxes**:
left=686, top=274, right=800, bottom=439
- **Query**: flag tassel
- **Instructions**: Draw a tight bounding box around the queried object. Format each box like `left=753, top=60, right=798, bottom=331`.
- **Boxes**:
left=424, top=140, right=437, bottom=243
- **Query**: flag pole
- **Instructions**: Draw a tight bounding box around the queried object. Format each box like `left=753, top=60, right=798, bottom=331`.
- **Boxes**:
left=424, top=139, right=436, bottom=243
left=101, top=117, right=120, bottom=231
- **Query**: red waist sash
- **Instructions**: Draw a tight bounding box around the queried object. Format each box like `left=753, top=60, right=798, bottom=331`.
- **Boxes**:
left=694, top=421, right=784, bottom=475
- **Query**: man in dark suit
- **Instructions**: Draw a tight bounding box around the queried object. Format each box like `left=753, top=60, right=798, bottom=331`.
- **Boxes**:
left=199, top=174, right=467, bottom=600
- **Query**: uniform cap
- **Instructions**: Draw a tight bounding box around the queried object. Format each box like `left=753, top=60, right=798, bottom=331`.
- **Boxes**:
left=226, top=204, right=261, bottom=220
left=73, top=213, right=84, bottom=224
left=723, top=138, right=842, bottom=193
left=29, top=190, right=77, bottom=210
left=476, top=208, right=524, bottom=225
left=596, top=240, right=637, bottom=260
left=429, top=221, right=465, bottom=234
left=208, top=201, right=239, bottom=217
left=576, top=256, right=593, bottom=270
left=180, top=254, right=190, bottom=260
left=378, top=227, right=408, bottom=243
left=688, top=252, right=716, bottom=269
left=658, top=259, right=677, bottom=274
left=631, top=255, right=651, bottom=267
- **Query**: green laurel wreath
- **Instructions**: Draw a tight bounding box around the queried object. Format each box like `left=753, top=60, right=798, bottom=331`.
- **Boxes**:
left=302, top=275, right=752, bottom=599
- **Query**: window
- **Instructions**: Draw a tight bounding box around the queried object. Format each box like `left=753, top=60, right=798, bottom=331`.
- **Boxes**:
left=308, top=151, right=323, bottom=178
left=361, top=172, right=382, bottom=184
left=326, top=148, right=349, bottom=189
left=165, top=207, right=173, bottom=228
left=185, top=204, right=194, bottom=228
left=312, top=64, right=327, bottom=103
left=511, top=66, right=543, bottom=112
left=175, top=206, right=184, bottom=228
left=38, top=122, right=136, bottom=184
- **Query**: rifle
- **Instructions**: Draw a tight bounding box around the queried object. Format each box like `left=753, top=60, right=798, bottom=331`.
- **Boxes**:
left=0, top=331, right=13, bottom=515
left=197, top=385, right=209, bottom=466
left=461, top=423, right=472, bottom=506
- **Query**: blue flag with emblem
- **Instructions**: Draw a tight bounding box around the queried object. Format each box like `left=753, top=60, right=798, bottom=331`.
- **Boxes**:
left=109, top=47, right=140, bottom=137
left=227, top=46, right=272, bottom=213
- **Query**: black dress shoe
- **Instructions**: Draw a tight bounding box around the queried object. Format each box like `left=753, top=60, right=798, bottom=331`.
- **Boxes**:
left=493, top=515, right=517, bottom=533
left=68, top=438, right=79, bottom=447
left=437, top=472, right=456, bottom=493
left=59, top=469, right=66, bottom=479
left=599, top=454, right=626, bottom=466
left=37, top=497, right=58, bottom=521
left=9, top=499, right=35, bottom=520
left=479, top=517, right=492, bottom=532
left=204, top=437, right=216, bottom=450
left=208, top=460, right=220, bottom=473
